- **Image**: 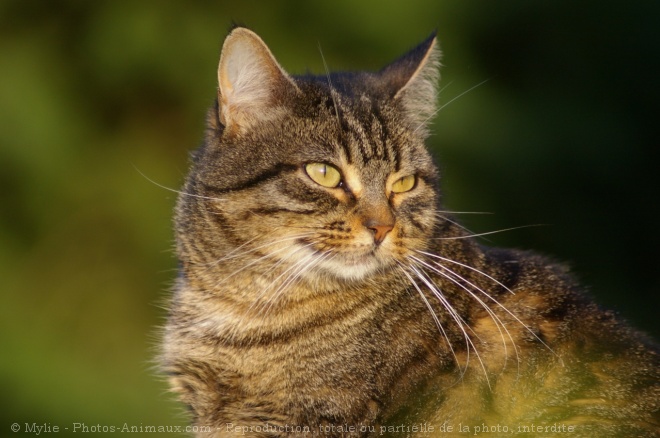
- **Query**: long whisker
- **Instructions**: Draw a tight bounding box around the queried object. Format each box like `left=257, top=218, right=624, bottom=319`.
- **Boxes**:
left=406, top=261, right=491, bottom=385
left=434, top=210, right=493, bottom=215
left=133, top=165, right=226, bottom=203
left=258, top=253, right=316, bottom=317
left=216, top=233, right=315, bottom=264
left=211, top=235, right=262, bottom=263
left=431, top=224, right=547, bottom=241
left=407, top=262, right=492, bottom=389
left=437, top=80, right=454, bottom=95
left=318, top=42, right=341, bottom=128
left=213, top=238, right=314, bottom=292
left=413, top=79, right=490, bottom=134
left=396, top=263, right=464, bottom=379
left=418, top=251, right=561, bottom=362
left=433, top=212, right=479, bottom=237
left=410, top=263, right=484, bottom=345
left=410, top=255, right=518, bottom=374
left=258, top=249, right=333, bottom=321
left=417, top=250, right=515, bottom=295
left=249, top=242, right=319, bottom=314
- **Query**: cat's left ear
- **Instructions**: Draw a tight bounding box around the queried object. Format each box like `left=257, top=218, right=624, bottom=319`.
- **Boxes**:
left=379, top=33, right=441, bottom=137
left=216, top=27, right=298, bottom=135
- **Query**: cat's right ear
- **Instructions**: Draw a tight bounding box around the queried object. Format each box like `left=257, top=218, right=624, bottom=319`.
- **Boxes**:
left=216, top=27, right=298, bottom=135
left=380, top=33, right=441, bottom=138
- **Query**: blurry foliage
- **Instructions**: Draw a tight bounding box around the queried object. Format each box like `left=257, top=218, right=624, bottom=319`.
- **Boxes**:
left=1, top=0, right=658, bottom=433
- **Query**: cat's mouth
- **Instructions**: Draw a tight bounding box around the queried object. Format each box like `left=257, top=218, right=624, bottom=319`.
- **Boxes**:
left=290, top=235, right=395, bottom=281
left=313, top=247, right=393, bottom=281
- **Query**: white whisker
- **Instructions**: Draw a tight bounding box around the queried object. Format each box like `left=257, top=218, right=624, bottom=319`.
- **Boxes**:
left=434, top=210, right=493, bottom=215
left=248, top=242, right=319, bottom=314
left=410, top=255, right=518, bottom=375
left=411, top=262, right=484, bottom=344
left=433, top=212, right=479, bottom=237
left=431, top=225, right=546, bottom=241
left=417, top=250, right=561, bottom=362
left=407, top=261, right=492, bottom=389
left=133, top=165, right=226, bottom=203
left=418, top=250, right=515, bottom=295
left=318, top=42, right=341, bottom=128
left=258, top=249, right=333, bottom=321
left=413, top=79, right=489, bottom=135
left=397, top=263, right=464, bottom=380
left=216, top=233, right=315, bottom=264
left=214, top=238, right=315, bottom=293
left=404, top=259, right=494, bottom=386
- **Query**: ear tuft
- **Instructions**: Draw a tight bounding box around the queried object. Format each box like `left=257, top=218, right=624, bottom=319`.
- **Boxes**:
left=380, top=33, right=441, bottom=137
left=217, top=28, right=297, bottom=135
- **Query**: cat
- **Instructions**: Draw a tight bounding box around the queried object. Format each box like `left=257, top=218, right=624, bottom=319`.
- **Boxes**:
left=161, top=27, right=659, bottom=437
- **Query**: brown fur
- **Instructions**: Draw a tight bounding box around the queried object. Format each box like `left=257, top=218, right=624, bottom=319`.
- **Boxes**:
left=162, top=27, right=659, bottom=437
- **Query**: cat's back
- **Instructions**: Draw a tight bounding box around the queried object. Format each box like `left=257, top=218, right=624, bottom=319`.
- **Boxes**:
left=420, top=245, right=660, bottom=436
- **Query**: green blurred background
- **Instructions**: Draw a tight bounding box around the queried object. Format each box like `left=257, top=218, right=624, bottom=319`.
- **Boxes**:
left=1, top=0, right=658, bottom=435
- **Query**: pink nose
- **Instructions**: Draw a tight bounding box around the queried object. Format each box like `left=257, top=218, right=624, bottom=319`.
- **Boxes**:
left=364, top=220, right=394, bottom=245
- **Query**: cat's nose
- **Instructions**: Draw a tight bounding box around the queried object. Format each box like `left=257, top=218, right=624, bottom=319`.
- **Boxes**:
left=364, top=219, right=394, bottom=245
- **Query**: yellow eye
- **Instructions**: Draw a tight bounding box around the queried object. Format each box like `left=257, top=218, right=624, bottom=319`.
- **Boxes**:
left=305, top=163, right=342, bottom=188
left=391, top=175, right=416, bottom=193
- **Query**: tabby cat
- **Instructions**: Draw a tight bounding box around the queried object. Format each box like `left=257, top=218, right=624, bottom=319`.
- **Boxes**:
left=162, top=27, right=659, bottom=437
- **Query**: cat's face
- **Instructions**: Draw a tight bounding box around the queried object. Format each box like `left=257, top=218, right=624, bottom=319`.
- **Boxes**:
left=180, top=29, right=442, bottom=285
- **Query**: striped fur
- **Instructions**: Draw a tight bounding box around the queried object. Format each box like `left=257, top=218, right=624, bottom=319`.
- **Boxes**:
left=162, top=28, right=659, bottom=437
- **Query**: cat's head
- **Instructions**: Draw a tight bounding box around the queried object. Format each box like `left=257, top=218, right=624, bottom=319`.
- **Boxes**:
left=179, top=27, right=442, bottom=284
